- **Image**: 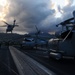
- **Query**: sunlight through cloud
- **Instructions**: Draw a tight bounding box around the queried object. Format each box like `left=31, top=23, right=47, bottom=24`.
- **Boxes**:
left=0, top=0, right=10, bottom=21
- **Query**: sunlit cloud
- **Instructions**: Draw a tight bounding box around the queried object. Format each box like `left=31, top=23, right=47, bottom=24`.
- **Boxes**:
left=0, top=0, right=75, bottom=33
left=0, top=0, right=10, bottom=21
left=50, top=0, right=74, bottom=18
left=0, top=0, right=7, bottom=6
left=65, top=0, right=73, bottom=6
left=50, top=2, right=62, bottom=18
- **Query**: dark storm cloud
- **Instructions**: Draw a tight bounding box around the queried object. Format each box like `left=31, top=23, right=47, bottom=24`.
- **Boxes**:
left=3, top=0, right=75, bottom=33
left=42, top=0, right=75, bottom=32
left=4, top=0, right=55, bottom=33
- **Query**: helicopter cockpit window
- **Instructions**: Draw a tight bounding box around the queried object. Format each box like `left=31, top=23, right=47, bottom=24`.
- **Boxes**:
left=61, top=30, right=73, bottom=39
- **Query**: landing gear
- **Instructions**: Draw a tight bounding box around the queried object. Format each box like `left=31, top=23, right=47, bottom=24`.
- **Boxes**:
left=11, top=31, right=12, bottom=33
left=6, top=30, right=13, bottom=33
left=49, top=52, right=62, bottom=60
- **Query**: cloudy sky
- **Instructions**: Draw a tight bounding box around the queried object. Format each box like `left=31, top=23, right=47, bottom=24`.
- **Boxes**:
left=0, top=0, right=75, bottom=34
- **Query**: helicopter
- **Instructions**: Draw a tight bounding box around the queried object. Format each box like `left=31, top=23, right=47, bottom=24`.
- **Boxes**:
left=48, top=10, right=75, bottom=60
left=2, top=19, right=19, bottom=33
left=21, top=25, right=48, bottom=49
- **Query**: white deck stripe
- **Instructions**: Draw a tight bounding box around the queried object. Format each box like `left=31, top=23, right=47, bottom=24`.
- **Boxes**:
left=9, top=46, right=56, bottom=75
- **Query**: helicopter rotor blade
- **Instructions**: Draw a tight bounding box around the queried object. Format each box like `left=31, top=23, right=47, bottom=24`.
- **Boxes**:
left=35, top=25, right=39, bottom=32
left=0, top=25, right=7, bottom=27
left=14, top=25, right=19, bottom=27
left=34, top=25, right=41, bottom=34
left=2, top=21, right=10, bottom=25
left=14, top=19, right=16, bottom=22
left=63, top=17, right=74, bottom=23
left=56, top=17, right=74, bottom=27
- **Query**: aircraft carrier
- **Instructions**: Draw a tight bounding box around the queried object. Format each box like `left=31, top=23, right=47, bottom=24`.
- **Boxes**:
left=0, top=33, right=74, bottom=75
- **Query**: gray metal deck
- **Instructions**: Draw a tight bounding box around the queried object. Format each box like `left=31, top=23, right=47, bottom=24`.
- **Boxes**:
left=9, top=46, right=55, bottom=75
